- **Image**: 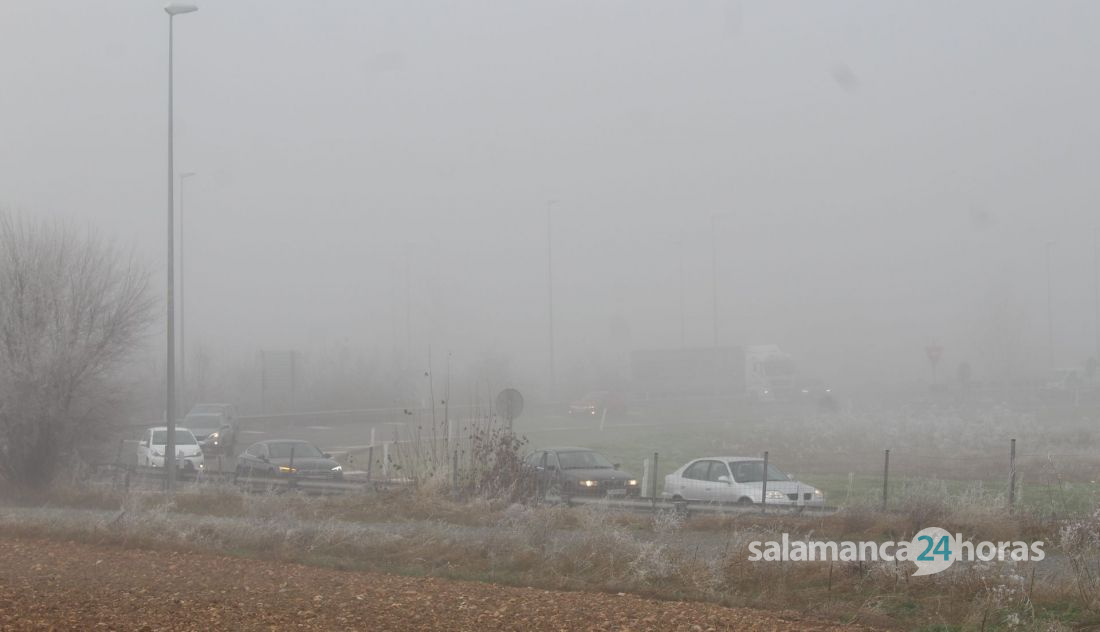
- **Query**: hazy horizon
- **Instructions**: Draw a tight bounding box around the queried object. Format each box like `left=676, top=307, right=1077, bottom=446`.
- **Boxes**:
left=4, top=1, right=1099, bottom=394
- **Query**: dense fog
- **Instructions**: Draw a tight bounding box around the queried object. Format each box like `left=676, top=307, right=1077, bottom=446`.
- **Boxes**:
left=3, top=1, right=1100, bottom=404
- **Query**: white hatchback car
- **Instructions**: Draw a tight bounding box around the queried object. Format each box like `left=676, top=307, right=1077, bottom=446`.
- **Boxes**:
left=137, top=427, right=205, bottom=472
left=663, top=457, right=823, bottom=507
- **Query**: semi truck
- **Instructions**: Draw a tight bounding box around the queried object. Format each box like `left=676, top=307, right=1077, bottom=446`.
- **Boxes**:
left=631, top=345, right=797, bottom=402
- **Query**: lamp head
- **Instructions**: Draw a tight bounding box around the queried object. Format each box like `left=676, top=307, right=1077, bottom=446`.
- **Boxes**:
left=165, top=3, right=198, bottom=16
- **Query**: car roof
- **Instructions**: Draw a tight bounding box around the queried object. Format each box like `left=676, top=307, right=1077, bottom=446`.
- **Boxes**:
left=256, top=439, right=312, bottom=445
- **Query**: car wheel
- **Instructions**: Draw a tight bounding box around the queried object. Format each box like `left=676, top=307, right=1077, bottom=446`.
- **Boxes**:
left=737, top=497, right=754, bottom=506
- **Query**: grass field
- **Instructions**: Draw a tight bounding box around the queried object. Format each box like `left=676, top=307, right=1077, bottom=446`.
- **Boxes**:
left=510, top=403, right=1100, bottom=518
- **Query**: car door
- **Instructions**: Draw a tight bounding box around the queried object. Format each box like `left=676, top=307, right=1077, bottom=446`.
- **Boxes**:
left=678, top=460, right=717, bottom=501
left=239, top=444, right=263, bottom=474
left=525, top=450, right=546, bottom=482
left=696, top=460, right=732, bottom=502
left=705, top=461, right=738, bottom=503
left=729, top=461, right=765, bottom=503
left=544, top=451, right=564, bottom=489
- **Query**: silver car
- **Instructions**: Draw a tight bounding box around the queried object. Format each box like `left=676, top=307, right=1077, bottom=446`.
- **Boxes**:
left=663, top=457, right=824, bottom=507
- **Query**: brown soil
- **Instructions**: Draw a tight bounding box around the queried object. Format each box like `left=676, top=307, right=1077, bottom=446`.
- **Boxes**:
left=0, top=536, right=870, bottom=631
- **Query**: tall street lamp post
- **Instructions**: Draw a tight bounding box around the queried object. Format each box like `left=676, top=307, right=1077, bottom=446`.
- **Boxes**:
left=179, top=171, right=196, bottom=411
left=164, top=1, right=198, bottom=492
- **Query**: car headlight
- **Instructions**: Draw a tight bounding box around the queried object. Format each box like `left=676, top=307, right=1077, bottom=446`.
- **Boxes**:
left=813, top=488, right=824, bottom=496
left=579, top=480, right=597, bottom=488
left=627, top=479, right=638, bottom=486
left=331, top=465, right=342, bottom=472
left=765, top=490, right=786, bottom=500
left=278, top=466, right=296, bottom=473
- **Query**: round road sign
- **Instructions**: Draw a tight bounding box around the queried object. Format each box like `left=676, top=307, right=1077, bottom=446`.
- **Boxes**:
left=495, top=388, right=524, bottom=423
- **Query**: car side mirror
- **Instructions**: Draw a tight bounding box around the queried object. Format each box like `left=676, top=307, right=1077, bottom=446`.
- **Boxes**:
left=613, top=463, right=621, bottom=470
left=718, top=475, right=733, bottom=485
left=260, top=455, right=269, bottom=463
left=788, top=474, right=795, bottom=481
left=323, top=453, right=331, bottom=459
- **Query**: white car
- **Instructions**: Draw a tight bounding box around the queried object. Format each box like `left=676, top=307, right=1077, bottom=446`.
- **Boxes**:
left=663, top=457, right=824, bottom=507
left=137, top=427, right=205, bottom=472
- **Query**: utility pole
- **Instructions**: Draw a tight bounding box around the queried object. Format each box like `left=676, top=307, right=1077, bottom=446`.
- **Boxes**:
left=1046, top=241, right=1054, bottom=370
left=678, top=241, right=686, bottom=348
left=710, top=215, right=721, bottom=403
left=1094, top=228, right=1099, bottom=363
left=547, top=200, right=558, bottom=401
left=405, top=245, right=412, bottom=367
left=711, top=215, right=719, bottom=349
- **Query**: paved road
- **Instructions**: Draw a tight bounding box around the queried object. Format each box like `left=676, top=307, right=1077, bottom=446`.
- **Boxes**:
left=0, top=535, right=869, bottom=631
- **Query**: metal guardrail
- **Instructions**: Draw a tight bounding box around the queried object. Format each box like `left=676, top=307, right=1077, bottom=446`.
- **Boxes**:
left=565, top=495, right=837, bottom=516
left=100, top=464, right=410, bottom=495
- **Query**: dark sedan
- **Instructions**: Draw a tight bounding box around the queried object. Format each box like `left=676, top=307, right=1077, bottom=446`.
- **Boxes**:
left=525, top=447, right=639, bottom=498
left=235, top=440, right=343, bottom=480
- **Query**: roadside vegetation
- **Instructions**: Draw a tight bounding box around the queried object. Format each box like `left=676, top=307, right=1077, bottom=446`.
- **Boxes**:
left=0, top=468, right=1097, bottom=630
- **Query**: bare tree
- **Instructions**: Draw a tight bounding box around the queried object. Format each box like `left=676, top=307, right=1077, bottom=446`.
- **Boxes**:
left=0, top=211, right=155, bottom=487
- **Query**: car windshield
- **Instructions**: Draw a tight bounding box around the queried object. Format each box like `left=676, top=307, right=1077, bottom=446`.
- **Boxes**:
left=267, top=442, right=324, bottom=459
left=557, top=450, right=614, bottom=470
left=186, top=416, right=220, bottom=430
left=151, top=430, right=197, bottom=445
left=728, top=461, right=789, bottom=483
left=190, top=405, right=224, bottom=414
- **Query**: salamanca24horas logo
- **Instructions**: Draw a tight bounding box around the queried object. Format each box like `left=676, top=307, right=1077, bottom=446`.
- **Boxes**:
left=748, top=528, right=1044, bottom=576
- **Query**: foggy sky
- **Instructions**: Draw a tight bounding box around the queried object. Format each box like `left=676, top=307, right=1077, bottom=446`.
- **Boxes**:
left=3, top=1, right=1099, bottom=389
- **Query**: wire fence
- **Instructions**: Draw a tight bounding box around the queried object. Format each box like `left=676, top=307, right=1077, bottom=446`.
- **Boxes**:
left=622, top=438, right=1100, bottom=519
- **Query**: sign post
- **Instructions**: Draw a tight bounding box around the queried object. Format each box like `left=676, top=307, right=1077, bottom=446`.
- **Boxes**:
left=495, top=388, right=525, bottom=432
left=925, top=343, right=943, bottom=382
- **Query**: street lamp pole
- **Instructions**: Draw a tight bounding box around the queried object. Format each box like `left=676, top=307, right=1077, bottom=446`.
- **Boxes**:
left=1094, top=228, right=1099, bottom=364
left=179, top=171, right=196, bottom=412
left=1046, top=241, right=1054, bottom=371
left=678, top=240, right=685, bottom=348
left=547, top=200, right=558, bottom=402
left=711, top=215, right=719, bottom=350
left=164, top=1, right=197, bottom=492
